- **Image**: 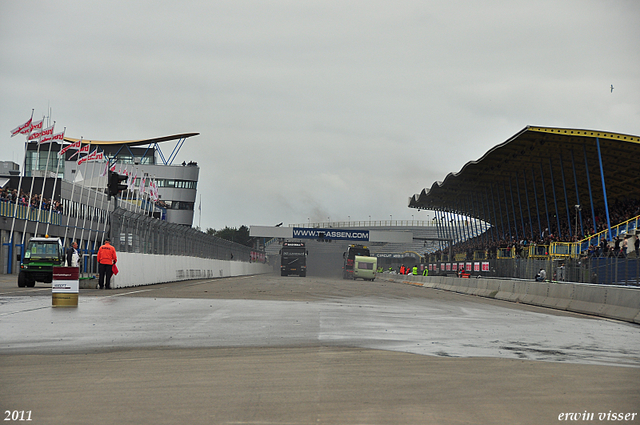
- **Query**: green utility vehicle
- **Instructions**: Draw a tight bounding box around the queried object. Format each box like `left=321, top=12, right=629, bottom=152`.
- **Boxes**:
left=18, top=237, right=65, bottom=287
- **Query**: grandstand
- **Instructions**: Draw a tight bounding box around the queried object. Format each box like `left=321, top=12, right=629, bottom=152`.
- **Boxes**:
left=408, top=125, right=640, bottom=285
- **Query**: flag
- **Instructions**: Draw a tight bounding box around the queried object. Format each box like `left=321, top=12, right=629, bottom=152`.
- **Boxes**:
left=28, top=119, right=44, bottom=141
left=100, top=160, right=108, bottom=177
left=140, top=176, right=146, bottom=194
left=110, top=162, right=116, bottom=172
left=59, top=139, right=81, bottom=156
left=51, top=131, right=65, bottom=143
left=10, top=117, right=32, bottom=137
left=38, top=124, right=54, bottom=143
left=39, top=133, right=54, bottom=144
left=76, top=145, right=92, bottom=165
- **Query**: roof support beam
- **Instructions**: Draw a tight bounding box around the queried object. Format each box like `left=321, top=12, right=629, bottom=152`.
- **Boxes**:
left=548, top=157, right=562, bottom=238
left=559, top=152, right=572, bottom=238
left=596, top=138, right=612, bottom=240
left=583, top=144, right=597, bottom=236
left=570, top=149, right=584, bottom=237
left=530, top=167, right=542, bottom=238
left=539, top=163, right=552, bottom=238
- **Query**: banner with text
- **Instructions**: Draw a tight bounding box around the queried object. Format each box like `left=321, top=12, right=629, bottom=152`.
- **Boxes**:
left=292, top=227, right=370, bottom=241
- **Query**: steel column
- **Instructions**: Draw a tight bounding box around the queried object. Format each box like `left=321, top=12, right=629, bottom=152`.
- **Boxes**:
left=583, top=144, right=597, bottom=236
left=501, top=181, right=513, bottom=240
left=548, top=158, right=562, bottom=238
left=483, top=188, right=496, bottom=242
left=559, top=152, right=572, bottom=238
left=596, top=138, right=612, bottom=240
left=522, top=170, right=534, bottom=240
left=490, top=184, right=503, bottom=240
left=539, top=163, right=552, bottom=238
left=514, top=173, right=526, bottom=239
left=570, top=149, right=584, bottom=237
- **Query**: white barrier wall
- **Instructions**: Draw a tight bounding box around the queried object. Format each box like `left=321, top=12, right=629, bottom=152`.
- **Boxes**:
left=383, top=273, right=640, bottom=324
left=106, top=253, right=273, bottom=288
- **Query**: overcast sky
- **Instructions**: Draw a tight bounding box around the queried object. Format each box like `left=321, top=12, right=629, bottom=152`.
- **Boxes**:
left=2, top=1, right=639, bottom=231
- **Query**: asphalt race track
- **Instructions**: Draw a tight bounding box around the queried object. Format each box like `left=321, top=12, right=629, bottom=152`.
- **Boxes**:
left=1, top=273, right=638, bottom=424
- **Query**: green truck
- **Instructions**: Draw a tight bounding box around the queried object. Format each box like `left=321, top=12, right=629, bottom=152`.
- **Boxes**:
left=18, top=237, right=65, bottom=287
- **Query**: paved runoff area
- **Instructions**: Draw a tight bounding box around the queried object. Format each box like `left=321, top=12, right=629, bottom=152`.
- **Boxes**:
left=1, top=273, right=638, bottom=424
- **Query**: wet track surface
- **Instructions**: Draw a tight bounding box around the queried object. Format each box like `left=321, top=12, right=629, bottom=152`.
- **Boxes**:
left=2, top=273, right=639, bottom=425
left=2, top=274, right=639, bottom=366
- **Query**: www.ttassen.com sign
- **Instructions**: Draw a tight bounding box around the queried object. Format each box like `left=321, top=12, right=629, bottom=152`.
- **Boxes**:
left=292, top=227, right=369, bottom=241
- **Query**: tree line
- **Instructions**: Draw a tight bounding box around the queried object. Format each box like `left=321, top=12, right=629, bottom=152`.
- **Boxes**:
left=205, top=225, right=252, bottom=247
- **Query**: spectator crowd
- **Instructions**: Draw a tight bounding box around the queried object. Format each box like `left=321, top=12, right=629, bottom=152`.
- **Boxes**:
left=0, top=187, right=63, bottom=214
left=431, top=199, right=640, bottom=260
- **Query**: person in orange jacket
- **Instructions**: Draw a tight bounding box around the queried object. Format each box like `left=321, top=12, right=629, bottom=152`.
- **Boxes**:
left=97, top=238, right=117, bottom=289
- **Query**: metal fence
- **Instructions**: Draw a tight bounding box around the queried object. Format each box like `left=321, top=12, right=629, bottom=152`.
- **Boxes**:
left=109, top=207, right=256, bottom=261
left=427, top=256, right=640, bottom=286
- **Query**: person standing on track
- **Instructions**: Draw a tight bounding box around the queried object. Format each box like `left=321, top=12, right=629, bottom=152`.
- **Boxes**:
left=97, top=238, right=117, bottom=289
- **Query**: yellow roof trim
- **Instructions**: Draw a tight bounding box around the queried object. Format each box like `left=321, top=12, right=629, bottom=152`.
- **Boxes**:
left=528, top=126, right=640, bottom=144
left=63, top=132, right=199, bottom=147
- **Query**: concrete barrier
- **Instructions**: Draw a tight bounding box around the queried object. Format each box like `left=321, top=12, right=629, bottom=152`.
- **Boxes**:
left=85, top=253, right=273, bottom=289
left=599, top=286, right=640, bottom=324
left=381, top=273, right=640, bottom=324
left=521, top=281, right=549, bottom=306
left=544, top=283, right=574, bottom=311
left=567, top=285, right=608, bottom=317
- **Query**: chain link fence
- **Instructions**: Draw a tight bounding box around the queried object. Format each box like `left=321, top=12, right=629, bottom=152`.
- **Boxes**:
left=109, top=207, right=256, bottom=261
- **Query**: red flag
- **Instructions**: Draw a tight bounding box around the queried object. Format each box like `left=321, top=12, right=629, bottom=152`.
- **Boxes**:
left=10, top=117, right=32, bottom=137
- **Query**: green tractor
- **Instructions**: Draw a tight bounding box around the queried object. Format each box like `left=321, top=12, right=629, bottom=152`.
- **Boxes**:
left=18, top=237, right=65, bottom=287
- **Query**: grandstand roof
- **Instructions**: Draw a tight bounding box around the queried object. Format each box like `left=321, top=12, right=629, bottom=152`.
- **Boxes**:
left=63, top=132, right=199, bottom=147
left=409, top=126, right=640, bottom=238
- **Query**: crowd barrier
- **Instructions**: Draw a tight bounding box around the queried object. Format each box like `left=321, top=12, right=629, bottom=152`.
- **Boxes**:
left=382, top=273, right=640, bottom=324
left=81, top=252, right=273, bottom=289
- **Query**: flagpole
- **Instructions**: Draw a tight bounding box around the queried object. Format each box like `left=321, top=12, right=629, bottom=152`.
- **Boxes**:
left=78, top=147, right=98, bottom=252
left=35, top=122, right=55, bottom=236
left=21, top=117, right=46, bottom=246
left=125, top=165, right=133, bottom=211
left=72, top=142, right=90, bottom=243
left=84, top=152, right=105, bottom=270
left=9, top=109, right=34, bottom=259
left=63, top=137, right=82, bottom=245
left=45, top=128, right=66, bottom=236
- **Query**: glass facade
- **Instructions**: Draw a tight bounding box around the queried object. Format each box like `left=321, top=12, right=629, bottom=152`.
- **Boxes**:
left=26, top=149, right=64, bottom=178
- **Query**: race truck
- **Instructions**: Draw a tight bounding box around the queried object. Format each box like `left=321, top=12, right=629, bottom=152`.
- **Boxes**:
left=18, top=236, right=65, bottom=287
left=343, top=244, right=370, bottom=279
left=280, top=241, right=308, bottom=277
